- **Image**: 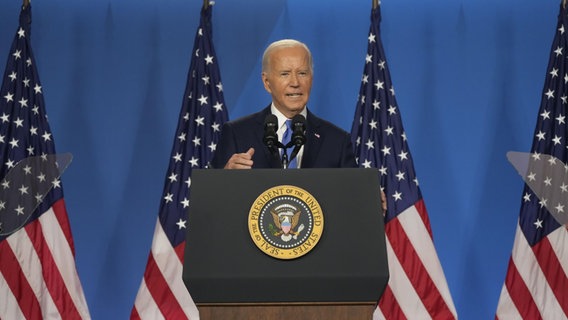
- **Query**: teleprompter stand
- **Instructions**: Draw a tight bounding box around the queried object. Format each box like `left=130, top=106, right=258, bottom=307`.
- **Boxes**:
left=183, top=168, right=389, bottom=319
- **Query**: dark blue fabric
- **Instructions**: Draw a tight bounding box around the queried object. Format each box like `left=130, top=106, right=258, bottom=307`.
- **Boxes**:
left=211, top=106, right=357, bottom=169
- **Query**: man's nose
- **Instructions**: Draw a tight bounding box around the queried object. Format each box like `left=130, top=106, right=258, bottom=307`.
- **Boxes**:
left=289, top=73, right=299, bottom=86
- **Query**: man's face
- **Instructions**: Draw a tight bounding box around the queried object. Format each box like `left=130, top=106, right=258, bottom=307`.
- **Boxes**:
left=262, top=46, right=313, bottom=118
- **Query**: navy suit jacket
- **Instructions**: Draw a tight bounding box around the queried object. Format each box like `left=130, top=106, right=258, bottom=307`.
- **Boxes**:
left=210, top=106, right=357, bottom=169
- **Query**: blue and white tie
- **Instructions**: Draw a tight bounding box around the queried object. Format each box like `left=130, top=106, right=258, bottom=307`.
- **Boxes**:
left=282, top=119, right=297, bottom=168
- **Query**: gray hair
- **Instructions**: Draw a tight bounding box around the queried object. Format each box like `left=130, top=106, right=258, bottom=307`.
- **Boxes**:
left=261, top=39, right=313, bottom=73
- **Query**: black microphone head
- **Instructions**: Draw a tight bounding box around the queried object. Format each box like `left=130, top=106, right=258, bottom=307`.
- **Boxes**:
left=265, top=114, right=278, bottom=129
left=263, top=114, right=278, bottom=148
left=292, top=114, right=305, bottom=124
left=291, top=114, right=306, bottom=147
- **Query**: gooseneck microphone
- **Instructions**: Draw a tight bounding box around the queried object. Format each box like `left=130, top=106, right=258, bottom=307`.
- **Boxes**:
left=263, top=114, right=285, bottom=167
left=263, top=114, right=279, bottom=151
left=291, top=114, right=306, bottom=147
left=289, top=114, right=306, bottom=164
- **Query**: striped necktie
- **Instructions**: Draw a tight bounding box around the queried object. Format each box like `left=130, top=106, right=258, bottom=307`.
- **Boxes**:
left=282, top=119, right=297, bottom=168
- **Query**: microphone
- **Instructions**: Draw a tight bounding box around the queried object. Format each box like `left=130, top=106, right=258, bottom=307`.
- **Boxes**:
left=289, top=114, right=306, bottom=163
left=291, top=114, right=306, bottom=147
left=263, top=114, right=279, bottom=151
left=264, top=114, right=286, bottom=168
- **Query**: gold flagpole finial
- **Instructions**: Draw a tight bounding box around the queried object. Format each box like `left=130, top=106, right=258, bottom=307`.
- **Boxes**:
left=372, top=0, right=379, bottom=10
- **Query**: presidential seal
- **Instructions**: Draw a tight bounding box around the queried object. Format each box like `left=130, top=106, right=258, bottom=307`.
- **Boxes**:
left=248, top=185, right=324, bottom=260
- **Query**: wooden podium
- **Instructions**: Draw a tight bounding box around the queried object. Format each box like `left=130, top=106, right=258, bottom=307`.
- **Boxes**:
left=183, top=169, right=388, bottom=319
left=197, top=303, right=376, bottom=320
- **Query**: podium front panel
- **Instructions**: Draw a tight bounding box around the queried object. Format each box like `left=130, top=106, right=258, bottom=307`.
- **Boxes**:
left=183, top=168, right=388, bottom=303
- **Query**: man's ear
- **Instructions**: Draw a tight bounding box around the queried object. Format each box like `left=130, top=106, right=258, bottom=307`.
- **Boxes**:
left=262, top=72, right=271, bottom=93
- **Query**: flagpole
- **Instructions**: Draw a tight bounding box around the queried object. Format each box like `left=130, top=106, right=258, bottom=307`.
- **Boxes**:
left=203, top=0, right=209, bottom=9
left=372, top=0, right=379, bottom=9
left=23, top=0, right=30, bottom=9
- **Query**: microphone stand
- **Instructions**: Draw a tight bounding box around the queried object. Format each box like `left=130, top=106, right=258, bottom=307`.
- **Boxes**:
left=281, top=141, right=301, bottom=169
left=281, top=149, right=289, bottom=169
left=289, top=145, right=301, bottom=165
left=267, top=140, right=287, bottom=168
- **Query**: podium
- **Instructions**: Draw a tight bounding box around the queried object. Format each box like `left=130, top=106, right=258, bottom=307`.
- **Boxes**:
left=183, top=168, right=389, bottom=319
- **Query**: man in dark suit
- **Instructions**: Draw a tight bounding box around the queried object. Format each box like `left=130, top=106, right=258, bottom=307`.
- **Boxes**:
left=211, top=39, right=357, bottom=169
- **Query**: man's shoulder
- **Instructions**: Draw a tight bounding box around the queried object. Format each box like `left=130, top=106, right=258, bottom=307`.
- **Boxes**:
left=224, top=107, right=269, bottom=128
left=307, top=111, right=350, bottom=136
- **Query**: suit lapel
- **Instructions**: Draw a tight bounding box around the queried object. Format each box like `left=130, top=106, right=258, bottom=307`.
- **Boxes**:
left=302, top=110, right=322, bottom=168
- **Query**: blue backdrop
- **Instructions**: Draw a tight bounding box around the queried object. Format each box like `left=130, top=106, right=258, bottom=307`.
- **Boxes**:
left=0, top=0, right=558, bottom=319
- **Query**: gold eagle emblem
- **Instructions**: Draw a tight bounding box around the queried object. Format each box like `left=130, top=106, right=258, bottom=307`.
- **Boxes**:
left=271, top=209, right=301, bottom=237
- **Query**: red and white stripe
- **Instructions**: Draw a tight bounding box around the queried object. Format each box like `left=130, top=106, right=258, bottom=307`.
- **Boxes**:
left=0, top=199, right=91, bottom=319
left=496, top=223, right=568, bottom=320
left=374, top=200, right=457, bottom=320
left=131, top=219, right=199, bottom=320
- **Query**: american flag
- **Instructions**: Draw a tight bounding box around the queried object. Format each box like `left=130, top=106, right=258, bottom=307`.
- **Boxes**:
left=495, top=4, right=568, bottom=319
left=130, top=4, right=228, bottom=319
left=350, top=6, right=457, bottom=319
left=0, top=4, right=91, bottom=319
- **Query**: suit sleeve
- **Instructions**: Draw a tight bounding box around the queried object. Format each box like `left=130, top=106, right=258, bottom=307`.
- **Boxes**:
left=339, top=131, right=358, bottom=168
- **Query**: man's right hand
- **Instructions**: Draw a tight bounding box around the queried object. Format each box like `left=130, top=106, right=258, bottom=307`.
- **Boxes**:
left=224, top=148, right=255, bottom=169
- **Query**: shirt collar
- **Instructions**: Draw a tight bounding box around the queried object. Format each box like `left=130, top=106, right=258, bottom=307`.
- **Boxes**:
left=270, top=104, right=308, bottom=129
